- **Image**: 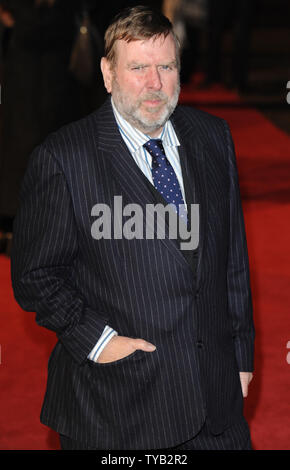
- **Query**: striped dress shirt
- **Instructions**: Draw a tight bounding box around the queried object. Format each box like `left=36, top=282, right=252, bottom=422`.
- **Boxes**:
left=88, top=97, right=186, bottom=362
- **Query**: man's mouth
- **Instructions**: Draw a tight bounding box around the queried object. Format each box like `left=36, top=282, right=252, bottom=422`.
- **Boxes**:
left=143, top=99, right=162, bottom=106
left=141, top=97, right=167, bottom=111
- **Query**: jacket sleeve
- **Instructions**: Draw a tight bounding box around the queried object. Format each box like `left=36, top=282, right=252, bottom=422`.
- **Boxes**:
left=11, top=143, right=109, bottom=365
left=223, top=120, right=255, bottom=372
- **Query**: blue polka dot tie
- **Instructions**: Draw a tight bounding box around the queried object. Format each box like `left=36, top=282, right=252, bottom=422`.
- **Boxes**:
left=143, top=139, right=187, bottom=222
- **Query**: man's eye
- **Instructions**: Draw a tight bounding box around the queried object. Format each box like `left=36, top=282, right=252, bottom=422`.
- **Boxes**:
left=131, top=66, right=144, bottom=70
left=160, top=65, right=172, bottom=71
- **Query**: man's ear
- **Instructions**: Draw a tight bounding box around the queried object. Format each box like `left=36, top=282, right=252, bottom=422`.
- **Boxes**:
left=101, top=57, right=113, bottom=93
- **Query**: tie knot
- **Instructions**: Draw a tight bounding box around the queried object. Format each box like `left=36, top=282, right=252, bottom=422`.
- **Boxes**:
left=143, top=139, right=165, bottom=159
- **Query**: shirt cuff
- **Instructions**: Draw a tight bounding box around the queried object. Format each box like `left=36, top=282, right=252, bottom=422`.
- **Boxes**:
left=87, top=325, right=118, bottom=362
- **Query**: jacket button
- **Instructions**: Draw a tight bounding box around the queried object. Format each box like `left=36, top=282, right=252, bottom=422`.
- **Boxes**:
left=197, top=340, right=204, bottom=349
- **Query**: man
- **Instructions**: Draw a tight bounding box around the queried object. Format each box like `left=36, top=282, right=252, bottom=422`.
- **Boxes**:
left=11, top=6, right=255, bottom=450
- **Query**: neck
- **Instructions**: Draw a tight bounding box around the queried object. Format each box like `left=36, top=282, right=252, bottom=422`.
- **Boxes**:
left=145, top=127, right=163, bottom=138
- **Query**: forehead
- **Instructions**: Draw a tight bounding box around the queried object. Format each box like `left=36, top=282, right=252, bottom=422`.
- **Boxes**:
left=114, top=34, right=177, bottom=64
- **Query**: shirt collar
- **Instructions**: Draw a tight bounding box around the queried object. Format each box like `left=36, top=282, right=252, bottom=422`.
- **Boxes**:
left=111, top=97, right=180, bottom=154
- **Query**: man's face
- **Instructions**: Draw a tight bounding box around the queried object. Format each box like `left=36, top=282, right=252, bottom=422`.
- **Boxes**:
left=101, top=34, right=180, bottom=137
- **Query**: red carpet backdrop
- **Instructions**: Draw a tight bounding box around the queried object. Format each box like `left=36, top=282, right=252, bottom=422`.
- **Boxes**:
left=0, top=86, right=290, bottom=450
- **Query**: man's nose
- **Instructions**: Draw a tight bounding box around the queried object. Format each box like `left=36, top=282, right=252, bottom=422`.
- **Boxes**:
left=146, top=67, right=162, bottom=90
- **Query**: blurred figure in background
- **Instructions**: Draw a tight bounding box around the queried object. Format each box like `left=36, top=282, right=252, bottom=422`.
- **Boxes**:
left=0, top=0, right=106, bottom=253
left=163, top=0, right=208, bottom=84
left=163, top=0, right=256, bottom=90
left=202, top=0, right=256, bottom=91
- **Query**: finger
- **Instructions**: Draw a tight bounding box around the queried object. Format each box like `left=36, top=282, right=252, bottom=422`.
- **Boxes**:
left=133, top=338, right=156, bottom=352
left=241, top=377, right=249, bottom=397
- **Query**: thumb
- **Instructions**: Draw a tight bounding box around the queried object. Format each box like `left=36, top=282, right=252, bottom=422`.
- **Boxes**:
left=134, top=338, right=156, bottom=352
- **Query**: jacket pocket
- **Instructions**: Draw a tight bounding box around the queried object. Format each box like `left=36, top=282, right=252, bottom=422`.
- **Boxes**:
left=87, top=348, right=147, bottom=368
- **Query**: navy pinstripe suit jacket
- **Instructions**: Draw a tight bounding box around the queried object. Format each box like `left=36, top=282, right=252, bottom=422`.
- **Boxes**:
left=11, top=97, right=255, bottom=450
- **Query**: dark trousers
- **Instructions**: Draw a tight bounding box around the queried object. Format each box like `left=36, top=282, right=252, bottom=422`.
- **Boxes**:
left=59, top=418, right=252, bottom=451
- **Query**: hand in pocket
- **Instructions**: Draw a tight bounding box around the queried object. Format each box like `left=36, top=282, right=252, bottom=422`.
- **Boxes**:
left=97, top=335, right=156, bottom=363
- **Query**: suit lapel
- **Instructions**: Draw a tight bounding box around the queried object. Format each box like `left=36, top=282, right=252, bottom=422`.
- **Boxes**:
left=171, top=110, right=209, bottom=288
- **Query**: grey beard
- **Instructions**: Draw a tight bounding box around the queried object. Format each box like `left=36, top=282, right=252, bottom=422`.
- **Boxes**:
left=111, top=82, right=180, bottom=135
